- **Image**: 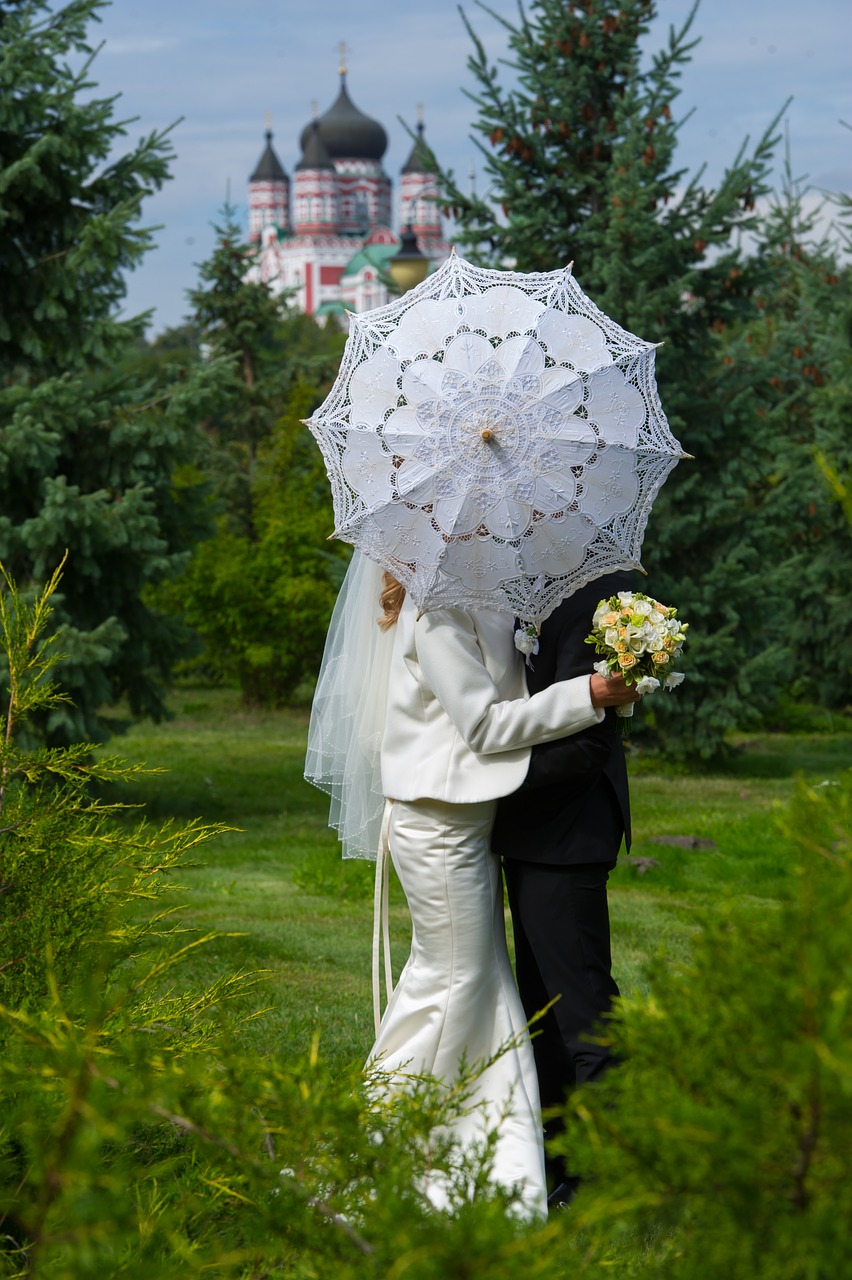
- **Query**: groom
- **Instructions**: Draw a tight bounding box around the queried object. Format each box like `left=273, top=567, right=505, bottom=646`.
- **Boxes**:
left=491, top=570, right=634, bottom=1205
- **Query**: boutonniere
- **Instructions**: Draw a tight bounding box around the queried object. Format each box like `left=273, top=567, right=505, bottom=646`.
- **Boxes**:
left=513, top=621, right=540, bottom=668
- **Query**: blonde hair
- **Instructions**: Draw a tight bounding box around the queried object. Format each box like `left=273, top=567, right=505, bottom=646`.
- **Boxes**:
left=378, top=571, right=405, bottom=631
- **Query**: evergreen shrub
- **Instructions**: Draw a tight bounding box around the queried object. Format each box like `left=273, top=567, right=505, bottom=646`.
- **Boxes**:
left=0, top=559, right=232, bottom=1021
left=559, top=773, right=852, bottom=1278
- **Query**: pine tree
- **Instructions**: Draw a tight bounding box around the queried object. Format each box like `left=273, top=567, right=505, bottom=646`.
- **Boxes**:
left=186, top=208, right=305, bottom=532
left=443, top=0, right=658, bottom=272
left=0, top=0, right=223, bottom=741
left=0, top=0, right=169, bottom=369
left=437, top=0, right=790, bottom=755
left=172, top=213, right=349, bottom=704
left=715, top=163, right=852, bottom=714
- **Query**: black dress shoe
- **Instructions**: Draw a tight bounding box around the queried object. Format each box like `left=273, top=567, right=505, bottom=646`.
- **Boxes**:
left=547, top=1176, right=581, bottom=1210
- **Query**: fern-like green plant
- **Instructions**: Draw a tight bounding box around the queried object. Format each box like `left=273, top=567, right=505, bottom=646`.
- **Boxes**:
left=0, top=559, right=234, bottom=1018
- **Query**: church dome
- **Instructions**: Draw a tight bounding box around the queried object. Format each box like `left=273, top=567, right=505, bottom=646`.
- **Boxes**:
left=401, top=120, right=433, bottom=175
left=300, top=74, right=387, bottom=161
left=296, top=120, right=335, bottom=171
left=250, top=130, right=288, bottom=182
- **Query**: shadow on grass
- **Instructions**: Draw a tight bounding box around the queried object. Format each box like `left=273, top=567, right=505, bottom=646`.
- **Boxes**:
left=723, top=732, right=852, bottom=779
left=627, top=727, right=851, bottom=783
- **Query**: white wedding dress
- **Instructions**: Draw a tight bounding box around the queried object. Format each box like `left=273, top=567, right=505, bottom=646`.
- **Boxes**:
left=365, top=595, right=604, bottom=1219
left=369, top=795, right=547, bottom=1218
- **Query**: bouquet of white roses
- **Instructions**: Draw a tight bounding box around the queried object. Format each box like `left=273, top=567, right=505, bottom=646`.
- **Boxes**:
left=585, top=589, right=688, bottom=733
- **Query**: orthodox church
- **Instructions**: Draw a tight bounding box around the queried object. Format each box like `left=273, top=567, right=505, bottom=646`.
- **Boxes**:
left=246, top=61, right=449, bottom=319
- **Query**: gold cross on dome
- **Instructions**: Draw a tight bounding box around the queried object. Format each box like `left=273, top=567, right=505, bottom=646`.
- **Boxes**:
left=338, top=40, right=348, bottom=75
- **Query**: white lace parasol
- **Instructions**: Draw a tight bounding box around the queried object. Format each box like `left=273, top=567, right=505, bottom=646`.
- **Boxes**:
left=307, top=251, right=687, bottom=627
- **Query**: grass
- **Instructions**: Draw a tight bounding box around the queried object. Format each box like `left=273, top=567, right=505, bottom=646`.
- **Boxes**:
left=100, top=687, right=851, bottom=1071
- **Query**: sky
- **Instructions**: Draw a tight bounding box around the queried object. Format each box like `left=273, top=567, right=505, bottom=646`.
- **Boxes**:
left=85, top=0, right=852, bottom=335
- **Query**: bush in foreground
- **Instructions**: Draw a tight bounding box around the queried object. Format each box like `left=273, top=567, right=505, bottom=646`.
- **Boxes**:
left=559, top=775, right=852, bottom=1279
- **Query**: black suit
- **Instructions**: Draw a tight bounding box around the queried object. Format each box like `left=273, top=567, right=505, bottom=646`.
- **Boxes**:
left=492, top=572, right=633, bottom=1174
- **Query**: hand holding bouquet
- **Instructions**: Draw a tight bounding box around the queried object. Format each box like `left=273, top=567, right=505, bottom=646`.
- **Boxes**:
left=585, top=590, right=688, bottom=733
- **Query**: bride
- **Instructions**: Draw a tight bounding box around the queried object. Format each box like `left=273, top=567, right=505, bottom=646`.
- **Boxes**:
left=305, top=552, right=637, bottom=1218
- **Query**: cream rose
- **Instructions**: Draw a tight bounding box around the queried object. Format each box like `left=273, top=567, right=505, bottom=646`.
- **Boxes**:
left=514, top=626, right=540, bottom=657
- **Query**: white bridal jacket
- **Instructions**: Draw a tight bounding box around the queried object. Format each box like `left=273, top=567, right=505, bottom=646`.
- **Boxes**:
left=380, top=595, right=604, bottom=805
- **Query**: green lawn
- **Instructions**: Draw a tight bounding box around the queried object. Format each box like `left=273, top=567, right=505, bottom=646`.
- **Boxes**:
left=101, top=688, right=850, bottom=1070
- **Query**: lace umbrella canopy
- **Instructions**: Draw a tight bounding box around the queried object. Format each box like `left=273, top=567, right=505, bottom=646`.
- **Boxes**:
left=307, top=252, right=688, bottom=628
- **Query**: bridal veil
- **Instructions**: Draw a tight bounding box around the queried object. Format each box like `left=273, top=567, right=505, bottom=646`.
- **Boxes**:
left=304, top=552, right=395, bottom=860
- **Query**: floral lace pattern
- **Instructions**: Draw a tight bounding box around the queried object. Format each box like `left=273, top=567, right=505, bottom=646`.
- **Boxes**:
left=308, top=252, right=686, bottom=626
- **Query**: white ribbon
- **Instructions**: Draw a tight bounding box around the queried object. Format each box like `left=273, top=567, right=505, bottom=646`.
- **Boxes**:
left=371, top=799, right=395, bottom=1037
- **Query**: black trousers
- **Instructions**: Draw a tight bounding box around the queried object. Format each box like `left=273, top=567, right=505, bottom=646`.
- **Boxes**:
left=503, top=858, right=620, bottom=1110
